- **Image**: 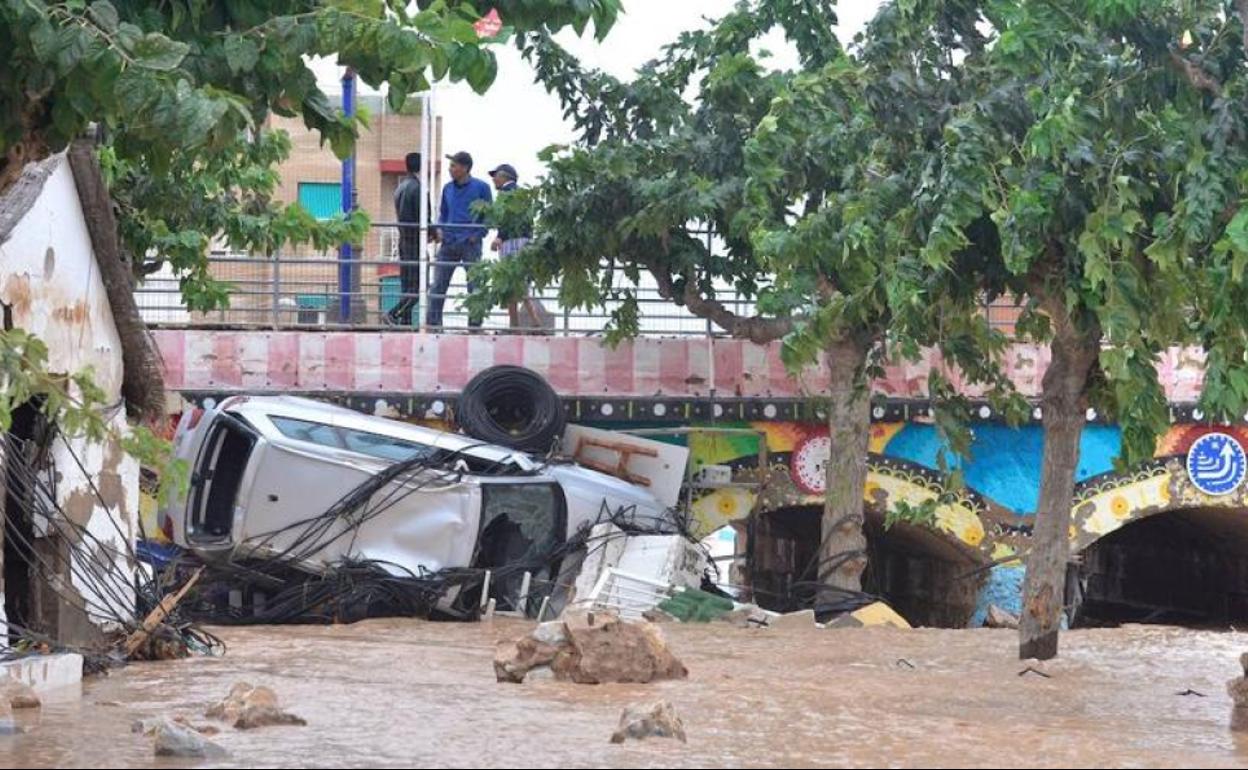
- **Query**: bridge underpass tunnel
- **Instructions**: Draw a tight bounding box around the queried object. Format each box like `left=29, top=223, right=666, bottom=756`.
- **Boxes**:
left=747, top=505, right=987, bottom=628
left=1073, top=506, right=1248, bottom=628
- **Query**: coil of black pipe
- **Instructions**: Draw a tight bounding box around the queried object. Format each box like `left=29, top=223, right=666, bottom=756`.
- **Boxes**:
left=455, top=365, right=566, bottom=453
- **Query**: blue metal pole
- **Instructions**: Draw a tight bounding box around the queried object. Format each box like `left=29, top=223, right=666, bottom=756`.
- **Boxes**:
left=338, top=68, right=357, bottom=322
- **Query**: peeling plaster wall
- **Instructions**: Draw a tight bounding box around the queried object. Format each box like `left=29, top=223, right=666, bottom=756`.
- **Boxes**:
left=0, top=157, right=124, bottom=393
left=0, top=154, right=136, bottom=634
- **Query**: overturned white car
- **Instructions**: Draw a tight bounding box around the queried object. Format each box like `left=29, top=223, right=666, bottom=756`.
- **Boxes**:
left=158, top=395, right=680, bottom=620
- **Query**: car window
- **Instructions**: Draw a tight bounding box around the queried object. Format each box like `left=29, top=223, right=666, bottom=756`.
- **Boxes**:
left=270, top=415, right=433, bottom=462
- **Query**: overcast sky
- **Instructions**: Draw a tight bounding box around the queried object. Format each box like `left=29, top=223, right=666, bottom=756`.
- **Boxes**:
left=317, top=1, right=883, bottom=183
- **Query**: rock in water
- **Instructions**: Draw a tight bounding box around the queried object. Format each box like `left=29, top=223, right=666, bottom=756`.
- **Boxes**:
left=0, top=678, right=40, bottom=709
left=495, top=612, right=688, bottom=685
left=552, top=611, right=688, bottom=684
left=494, top=620, right=567, bottom=684
left=1229, top=653, right=1248, bottom=730
left=986, top=604, right=1021, bottom=630
left=205, top=681, right=304, bottom=729
left=610, top=701, right=687, bottom=744
left=153, top=719, right=227, bottom=758
left=234, top=706, right=308, bottom=730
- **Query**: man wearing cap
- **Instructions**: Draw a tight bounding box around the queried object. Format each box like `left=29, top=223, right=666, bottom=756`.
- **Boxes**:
left=427, top=150, right=493, bottom=329
left=488, top=163, right=551, bottom=331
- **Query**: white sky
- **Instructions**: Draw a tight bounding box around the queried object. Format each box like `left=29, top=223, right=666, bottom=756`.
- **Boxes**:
left=317, top=1, right=883, bottom=183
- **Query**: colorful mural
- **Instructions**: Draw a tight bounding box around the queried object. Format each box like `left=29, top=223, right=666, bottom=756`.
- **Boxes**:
left=687, top=420, right=1248, bottom=556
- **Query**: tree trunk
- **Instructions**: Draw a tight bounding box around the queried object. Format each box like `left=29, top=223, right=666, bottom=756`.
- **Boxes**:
left=1019, top=303, right=1099, bottom=660
left=818, top=335, right=872, bottom=604
left=66, top=140, right=166, bottom=423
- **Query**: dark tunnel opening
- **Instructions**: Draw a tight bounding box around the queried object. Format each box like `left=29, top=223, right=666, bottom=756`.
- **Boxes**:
left=1073, top=507, right=1248, bottom=628
left=746, top=504, right=987, bottom=627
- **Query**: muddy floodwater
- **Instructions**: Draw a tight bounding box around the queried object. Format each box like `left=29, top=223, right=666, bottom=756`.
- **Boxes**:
left=5, top=620, right=1248, bottom=768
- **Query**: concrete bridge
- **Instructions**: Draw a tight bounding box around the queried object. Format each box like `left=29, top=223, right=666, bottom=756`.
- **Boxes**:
left=152, top=329, right=1244, bottom=629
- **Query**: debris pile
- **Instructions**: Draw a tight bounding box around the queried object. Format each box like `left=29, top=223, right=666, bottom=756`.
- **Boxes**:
left=610, top=701, right=687, bottom=744
left=495, top=611, right=688, bottom=684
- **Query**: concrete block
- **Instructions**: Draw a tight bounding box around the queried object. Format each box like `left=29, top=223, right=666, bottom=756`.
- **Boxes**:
left=0, top=653, right=83, bottom=694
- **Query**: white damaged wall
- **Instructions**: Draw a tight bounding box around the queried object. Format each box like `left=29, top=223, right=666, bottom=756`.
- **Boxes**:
left=0, top=153, right=138, bottom=634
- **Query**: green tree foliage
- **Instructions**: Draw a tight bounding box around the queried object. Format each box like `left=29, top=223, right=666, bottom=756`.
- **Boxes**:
left=866, top=0, right=1248, bottom=659
left=473, top=0, right=1020, bottom=601
left=0, top=0, right=619, bottom=478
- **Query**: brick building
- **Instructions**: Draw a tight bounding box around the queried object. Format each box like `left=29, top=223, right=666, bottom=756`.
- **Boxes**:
left=203, top=92, right=443, bottom=326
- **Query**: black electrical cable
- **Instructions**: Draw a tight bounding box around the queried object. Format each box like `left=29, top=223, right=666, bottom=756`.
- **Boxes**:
left=456, top=365, right=566, bottom=453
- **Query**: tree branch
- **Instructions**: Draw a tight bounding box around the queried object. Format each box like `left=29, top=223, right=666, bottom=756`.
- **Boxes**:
left=1238, top=0, right=1248, bottom=57
left=1169, top=49, right=1222, bottom=96
left=68, top=139, right=166, bottom=423
left=643, top=257, right=794, bottom=343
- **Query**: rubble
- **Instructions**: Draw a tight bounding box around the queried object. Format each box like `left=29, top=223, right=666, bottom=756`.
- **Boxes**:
left=153, top=718, right=228, bottom=758
left=985, top=604, right=1020, bottom=630
left=718, top=604, right=775, bottom=628
left=766, top=609, right=816, bottom=629
left=0, top=678, right=40, bottom=709
left=205, top=682, right=305, bottom=729
left=495, top=612, right=688, bottom=684
left=610, top=701, right=687, bottom=744
left=824, top=601, right=912, bottom=630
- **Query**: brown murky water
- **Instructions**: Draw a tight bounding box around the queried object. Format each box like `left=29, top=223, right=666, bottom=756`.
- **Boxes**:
left=4, top=621, right=1248, bottom=768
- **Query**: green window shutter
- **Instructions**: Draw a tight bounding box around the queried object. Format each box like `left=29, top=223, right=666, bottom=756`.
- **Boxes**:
left=297, top=182, right=343, bottom=220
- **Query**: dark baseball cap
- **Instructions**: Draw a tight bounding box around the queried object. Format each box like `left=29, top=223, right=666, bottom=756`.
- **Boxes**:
left=446, top=151, right=473, bottom=168
left=489, top=163, right=518, bottom=181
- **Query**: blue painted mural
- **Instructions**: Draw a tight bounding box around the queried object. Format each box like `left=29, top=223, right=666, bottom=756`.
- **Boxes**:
left=883, top=424, right=1124, bottom=514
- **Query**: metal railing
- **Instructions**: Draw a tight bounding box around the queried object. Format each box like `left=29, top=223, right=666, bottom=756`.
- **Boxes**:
left=133, top=223, right=1022, bottom=337
left=135, top=223, right=758, bottom=336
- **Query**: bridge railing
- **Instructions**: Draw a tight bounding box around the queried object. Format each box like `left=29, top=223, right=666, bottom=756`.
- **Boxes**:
left=133, top=222, right=1022, bottom=337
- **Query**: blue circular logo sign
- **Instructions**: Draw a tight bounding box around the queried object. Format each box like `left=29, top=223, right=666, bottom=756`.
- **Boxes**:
left=1186, top=432, right=1247, bottom=496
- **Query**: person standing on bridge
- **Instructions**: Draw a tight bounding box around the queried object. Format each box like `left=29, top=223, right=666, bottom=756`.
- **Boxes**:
left=489, top=163, right=552, bottom=332
left=386, top=151, right=424, bottom=326
left=427, top=151, right=492, bottom=329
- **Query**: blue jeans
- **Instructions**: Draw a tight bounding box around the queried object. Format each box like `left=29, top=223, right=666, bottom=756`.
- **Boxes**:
left=426, top=239, right=483, bottom=329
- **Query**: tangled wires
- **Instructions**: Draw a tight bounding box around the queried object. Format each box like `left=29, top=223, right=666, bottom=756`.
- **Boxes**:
left=456, top=365, right=566, bottom=453
left=0, top=422, right=222, bottom=670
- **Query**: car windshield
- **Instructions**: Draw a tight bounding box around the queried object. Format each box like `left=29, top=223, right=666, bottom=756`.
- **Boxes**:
left=270, top=415, right=438, bottom=462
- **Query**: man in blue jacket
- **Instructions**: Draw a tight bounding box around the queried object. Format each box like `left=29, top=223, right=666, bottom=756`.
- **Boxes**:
left=427, top=150, right=493, bottom=329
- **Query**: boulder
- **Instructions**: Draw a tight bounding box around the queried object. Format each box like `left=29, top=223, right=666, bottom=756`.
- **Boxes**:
left=610, top=701, right=687, bottom=744
left=153, top=719, right=227, bottom=758
left=205, top=681, right=303, bottom=729
left=0, top=678, right=40, bottom=709
left=495, top=612, right=687, bottom=684
left=494, top=620, right=568, bottom=684
left=1229, top=653, right=1248, bottom=730
left=552, top=611, right=687, bottom=685
left=234, top=706, right=308, bottom=730
left=985, top=604, right=1020, bottom=630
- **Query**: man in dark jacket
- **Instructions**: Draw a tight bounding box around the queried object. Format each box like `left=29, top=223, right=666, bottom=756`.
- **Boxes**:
left=387, top=151, right=423, bottom=326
